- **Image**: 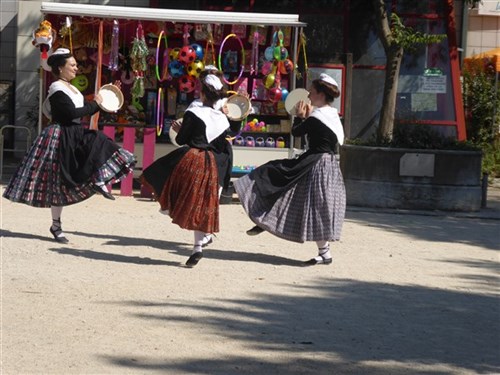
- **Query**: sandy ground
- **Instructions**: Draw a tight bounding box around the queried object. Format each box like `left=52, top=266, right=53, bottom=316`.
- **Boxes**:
left=1, top=183, right=499, bottom=375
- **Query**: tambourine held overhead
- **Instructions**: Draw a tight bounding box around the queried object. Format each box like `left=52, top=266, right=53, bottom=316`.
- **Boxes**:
left=285, top=88, right=310, bottom=115
left=97, top=84, right=124, bottom=112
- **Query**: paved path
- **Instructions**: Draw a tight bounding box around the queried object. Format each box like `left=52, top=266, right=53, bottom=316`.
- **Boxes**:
left=1, top=183, right=499, bottom=374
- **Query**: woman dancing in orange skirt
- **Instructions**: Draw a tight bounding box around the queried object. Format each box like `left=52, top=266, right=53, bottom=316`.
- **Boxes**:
left=140, top=74, right=231, bottom=267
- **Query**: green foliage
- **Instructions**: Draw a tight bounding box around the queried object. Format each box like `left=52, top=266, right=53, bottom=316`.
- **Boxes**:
left=347, top=123, right=480, bottom=151
left=462, top=57, right=500, bottom=177
left=390, top=13, right=447, bottom=51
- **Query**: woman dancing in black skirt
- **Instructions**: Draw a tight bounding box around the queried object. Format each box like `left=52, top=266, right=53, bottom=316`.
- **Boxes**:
left=234, top=73, right=346, bottom=265
left=3, top=48, right=135, bottom=243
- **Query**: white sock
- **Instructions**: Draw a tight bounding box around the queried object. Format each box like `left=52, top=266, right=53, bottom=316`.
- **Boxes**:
left=193, top=231, right=204, bottom=254
left=314, top=241, right=331, bottom=261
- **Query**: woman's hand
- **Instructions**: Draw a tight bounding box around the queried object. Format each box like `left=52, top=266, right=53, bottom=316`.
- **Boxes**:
left=113, top=80, right=122, bottom=89
left=171, top=118, right=182, bottom=132
left=94, top=93, right=103, bottom=105
left=295, top=100, right=311, bottom=119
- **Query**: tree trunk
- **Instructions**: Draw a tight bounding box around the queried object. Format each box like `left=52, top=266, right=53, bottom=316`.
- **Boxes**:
left=377, top=45, right=403, bottom=142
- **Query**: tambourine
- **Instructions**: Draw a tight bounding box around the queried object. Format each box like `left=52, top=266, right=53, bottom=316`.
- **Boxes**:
left=97, top=84, right=124, bottom=113
left=225, top=94, right=251, bottom=121
left=284, top=88, right=310, bottom=115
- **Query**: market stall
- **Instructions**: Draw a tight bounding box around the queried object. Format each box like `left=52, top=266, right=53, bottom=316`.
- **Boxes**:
left=38, top=2, right=307, bottom=196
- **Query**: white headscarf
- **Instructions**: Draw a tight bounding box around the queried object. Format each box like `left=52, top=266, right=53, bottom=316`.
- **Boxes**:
left=204, top=74, right=223, bottom=90
left=319, top=73, right=338, bottom=88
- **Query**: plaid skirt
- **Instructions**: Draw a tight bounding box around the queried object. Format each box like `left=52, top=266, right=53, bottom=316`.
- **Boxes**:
left=3, top=125, right=135, bottom=208
left=144, top=148, right=220, bottom=233
left=234, top=153, right=346, bottom=243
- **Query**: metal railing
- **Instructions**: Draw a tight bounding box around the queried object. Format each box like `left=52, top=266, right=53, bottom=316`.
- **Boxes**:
left=0, top=125, right=32, bottom=181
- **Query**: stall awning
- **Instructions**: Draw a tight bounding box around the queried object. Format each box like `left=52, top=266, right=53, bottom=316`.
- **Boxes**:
left=40, top=2, right=307, bottom=27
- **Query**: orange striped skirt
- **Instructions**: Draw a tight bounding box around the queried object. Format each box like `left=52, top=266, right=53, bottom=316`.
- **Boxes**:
left=158, top=148, right=219, bottom=233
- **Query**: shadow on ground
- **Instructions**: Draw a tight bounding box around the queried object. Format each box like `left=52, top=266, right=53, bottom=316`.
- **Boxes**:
left=98, top=278, right=500, bottom=374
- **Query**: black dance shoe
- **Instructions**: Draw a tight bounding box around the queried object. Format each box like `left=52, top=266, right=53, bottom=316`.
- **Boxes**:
left=186, top=252, right=203, bottom=267
left=50, top=226, right=69, bottom=244
left=303, top=255, right=333, bottom=266
left=246, top=225, right=264, bottom=236
left=92, top=184, right=115, bottom=200
left=201, top=235, right=213, bottom=248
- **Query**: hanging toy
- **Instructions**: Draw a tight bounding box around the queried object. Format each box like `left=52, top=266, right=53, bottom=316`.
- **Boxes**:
left=155, top=29, right=170, bottom=82
left=295, top=30, right=309, bottom=80
left=203, top=24, right=216, bottom=66
left=218, top=33, right=245, bottom=86
left=58, top=17, right=73, bottom=53
left=273, top=30, right=288, bottom=61
left=108, top=20, right=120, bottom=71
left=250, top=30, right=260, bottom=75
left=130, top=21, right=149, bottom=99
left=191, top=43, right=204, bottom=60
left=32, top=20, right=55, bottom=60
left=187, top=60, right=205, bottom=77
left=179, top=75, right=196, bottom=93
left=178, top=45, right=197, bottom=65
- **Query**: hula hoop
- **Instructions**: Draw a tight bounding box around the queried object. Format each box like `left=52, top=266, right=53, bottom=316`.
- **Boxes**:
left=155, top=30, right=169, bottom=82
left=218, top=33, right=245, bottom=86
left=156, top=87, right=165, bottom=136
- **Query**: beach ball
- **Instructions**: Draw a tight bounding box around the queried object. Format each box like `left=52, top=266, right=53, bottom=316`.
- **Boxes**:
left=169, top=47, right=181, bottom=61
left=168, top=60, right=185, bottom=78
left=273, top=46, right=288, bottom=61
left=71, top=74, right=89, bottom=91
left=190, top=43, right=204, bottom=60
left=178, top=45, right=197, bottom=65
left=187, top=60, right=205, bottom=77
left=179, top=74, right=196, bottom=93
left=264, top=47, right=274, bottom=61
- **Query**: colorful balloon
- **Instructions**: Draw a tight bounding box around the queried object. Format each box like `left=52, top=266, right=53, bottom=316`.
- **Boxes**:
left=261, top=61, right=273, bottom=76
left=264, top=47, right=274, bottom=62
left=268, top=87, right=282, bottom=102
left=273, top=46, right=288, bottom=61
left=264, top=73, right=275, bottom=89
left=280, top=88, right=289, bottom=101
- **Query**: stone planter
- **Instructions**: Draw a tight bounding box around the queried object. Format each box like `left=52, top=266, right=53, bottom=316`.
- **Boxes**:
left=339, top=144, right=483, bottom=211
